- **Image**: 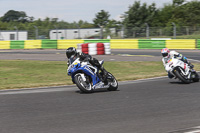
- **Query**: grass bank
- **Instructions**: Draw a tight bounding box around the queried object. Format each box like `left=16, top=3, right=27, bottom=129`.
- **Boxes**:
left=1, top=60, right=200, bottom=90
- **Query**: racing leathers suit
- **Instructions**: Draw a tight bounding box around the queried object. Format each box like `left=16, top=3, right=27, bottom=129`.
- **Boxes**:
left=162, top=50, right=193, bottom=78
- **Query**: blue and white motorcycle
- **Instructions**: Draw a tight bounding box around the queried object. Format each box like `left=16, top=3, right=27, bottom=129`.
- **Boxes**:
left=67, top=57, right=118, bottom=93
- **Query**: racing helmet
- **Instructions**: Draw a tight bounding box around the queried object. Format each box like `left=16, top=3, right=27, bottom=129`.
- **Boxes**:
left=161, top=48, right=170, bottom=58
left=66, top=47, right=77, bottom=58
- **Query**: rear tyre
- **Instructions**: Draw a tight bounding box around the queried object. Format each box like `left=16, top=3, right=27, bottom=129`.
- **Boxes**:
left=74, top=74, right=93, bottom=93
left=107, top=72, right=118, bottom=91
left=174, top=69, right=190, bottom=84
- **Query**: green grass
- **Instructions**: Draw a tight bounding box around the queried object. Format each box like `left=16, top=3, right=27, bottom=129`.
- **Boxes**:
left=1, top=60, right=200, bottom=90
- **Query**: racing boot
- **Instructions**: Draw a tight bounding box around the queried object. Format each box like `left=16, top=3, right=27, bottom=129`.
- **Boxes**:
left=91, top=58, right=108, bottom=85
left=183, top=59, right=194, bottom=69
left=100, top=66, right=108, bottom=85
left=97, top=71, right=104, bottom=82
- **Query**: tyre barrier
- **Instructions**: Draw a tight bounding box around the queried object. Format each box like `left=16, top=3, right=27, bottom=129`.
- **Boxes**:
left=97, top=43, right=104, bottom=55
left=104, top=43, right=111, bottom=55
left=77, top=43, right=82, bottom=53
left=89, top=43, right=97, bottom=55
left=77, top=43, right=111, bottom=55
left=81, top=43, right=89, bottom=54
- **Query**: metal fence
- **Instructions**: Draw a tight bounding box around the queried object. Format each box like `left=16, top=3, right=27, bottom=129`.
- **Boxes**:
left=122, top=26, right=200, bottom=39
left=1, top=25, right=200, bottom=40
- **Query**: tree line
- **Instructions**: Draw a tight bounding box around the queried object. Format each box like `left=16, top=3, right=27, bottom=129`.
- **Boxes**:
left=0, top=0, right=200, bottom=39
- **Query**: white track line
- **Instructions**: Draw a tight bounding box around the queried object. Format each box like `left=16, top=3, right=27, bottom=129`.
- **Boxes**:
left=185, top=129, right=200, bottom=133
left=188, top=58, right=200, bottom=63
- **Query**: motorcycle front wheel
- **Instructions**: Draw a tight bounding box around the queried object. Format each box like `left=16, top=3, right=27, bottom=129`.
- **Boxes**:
left=74, top=73, right=93, bottom=93
left=107, top=72, right=118, bottom=91
left=174, top=69, right=190, bottom=84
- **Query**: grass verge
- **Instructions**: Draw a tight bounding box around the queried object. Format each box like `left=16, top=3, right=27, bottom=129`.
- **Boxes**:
left=1, top=60, right=200, bottom=90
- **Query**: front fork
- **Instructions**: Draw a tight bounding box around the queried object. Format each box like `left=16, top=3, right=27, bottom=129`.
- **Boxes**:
left=72, top=73, right=86, bottom=84
left=172, top=67, right=191, bottom=79
left=79, top=73, right=86, bottom=82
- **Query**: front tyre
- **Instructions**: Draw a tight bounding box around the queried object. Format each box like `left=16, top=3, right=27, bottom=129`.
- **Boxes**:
left=192, top=72, right=199, bottom=82
left=107, top=72, right=118, bottom=91
left=74, top=73, right=93, bottom=93
left=174, top=69, right=190, bottom=84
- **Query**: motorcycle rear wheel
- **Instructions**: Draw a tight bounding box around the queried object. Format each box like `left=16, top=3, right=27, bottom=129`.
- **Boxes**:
left=74, top=74, right=93, bottom=93
left=192, top=72, right=199, bottom=82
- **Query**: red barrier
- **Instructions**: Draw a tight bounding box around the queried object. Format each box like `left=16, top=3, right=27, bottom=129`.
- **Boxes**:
left=97, top=43, right=105, bottom=55
left=81, top=43, right=89, bottom=54
left=78, top=43, right=110, bottom=55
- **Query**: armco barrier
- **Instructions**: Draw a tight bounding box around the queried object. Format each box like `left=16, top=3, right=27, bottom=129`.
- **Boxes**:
left=0, top=39, right=199, bottom=50
left=110, top=39, right=138, bottom=49
left=10, top=40, right=24, bottom=49
left=138, top=40, right=165, bottom=49
left=165, top=39, right=196, bottom=49
left=41, top=40, right=57, bottom=49
left=196, top=39, right=200, bottom=49
left=84, top=39, right=110, bottom=43
left=57, top=40, right=84, bottom=49
left=24, top=40, right=42, bottom=49
left=0, top=41, right=10, bottom=49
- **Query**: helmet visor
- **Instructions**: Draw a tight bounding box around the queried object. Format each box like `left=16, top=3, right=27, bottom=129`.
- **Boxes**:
left=66, top=52, right=72, bottom=58
left=162, top=53, right=168, bottom=57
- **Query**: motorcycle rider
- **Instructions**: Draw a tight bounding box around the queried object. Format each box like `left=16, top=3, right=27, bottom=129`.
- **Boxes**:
left=66, top=47, right=108, bottom=83
left=161, top=48, right=194, bottom=78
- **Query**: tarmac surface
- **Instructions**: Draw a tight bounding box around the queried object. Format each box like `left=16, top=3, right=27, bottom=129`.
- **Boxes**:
left=0, top=76, right=200, bottom=133
left=0, top=49, right=199, bottom=62
left=0, top=49, right=200, bottom=133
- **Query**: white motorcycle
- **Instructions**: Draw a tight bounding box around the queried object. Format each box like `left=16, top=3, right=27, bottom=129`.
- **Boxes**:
left=165, top=57, right=199, bottom=83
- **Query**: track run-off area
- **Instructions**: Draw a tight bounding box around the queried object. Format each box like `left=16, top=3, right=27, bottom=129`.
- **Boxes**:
left=0, top=49, right=200, bottom=133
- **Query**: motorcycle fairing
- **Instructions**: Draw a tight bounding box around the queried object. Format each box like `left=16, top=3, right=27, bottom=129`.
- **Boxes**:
left=70, top=63, right=101, bottom=86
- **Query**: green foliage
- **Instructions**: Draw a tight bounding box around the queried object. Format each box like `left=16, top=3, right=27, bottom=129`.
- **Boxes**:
left=156, top=4, right=174, bottom=27
left=0, top=11, right=95, bottom=39
left=122, top=0, right=200, bottom=38
left=123, top=0, right=200, bottom=28
left=93, top=10, right=110, bottom=27
left=1, top=0, right=200, bottom=39
left=123, top=1, right=158, bottom=28
left=173, top=0, right=185, bottom=6
left=176, top=1, right=200, bottom=26
left=1, top=10, right=30, bottom=23
left=122, top=1, right=158, bottom=37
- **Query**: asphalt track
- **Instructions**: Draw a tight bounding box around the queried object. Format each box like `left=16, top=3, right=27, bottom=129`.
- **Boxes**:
left=0, top=49, right=200, bottom=133
left=1, top=76, right=200, bottom=133
left=0, top=49, right=200, bottom=61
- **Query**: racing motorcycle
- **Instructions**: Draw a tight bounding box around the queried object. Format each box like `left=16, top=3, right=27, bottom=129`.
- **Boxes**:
left=67, top=57, right=118, bottom=93
left=165, top=57, right=199, bottom=83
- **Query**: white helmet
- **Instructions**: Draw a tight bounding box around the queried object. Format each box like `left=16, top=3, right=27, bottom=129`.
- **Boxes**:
left=161, top=48, right=170, bottom=58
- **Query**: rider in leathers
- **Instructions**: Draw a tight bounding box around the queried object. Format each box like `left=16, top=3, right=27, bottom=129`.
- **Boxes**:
left=161, top=48, right=194, bottom=78
left=66, top=47, right=108, bottom=83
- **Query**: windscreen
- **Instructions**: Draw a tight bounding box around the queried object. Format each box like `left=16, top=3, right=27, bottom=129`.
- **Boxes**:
left=69, top=57, right=77, bottom=65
